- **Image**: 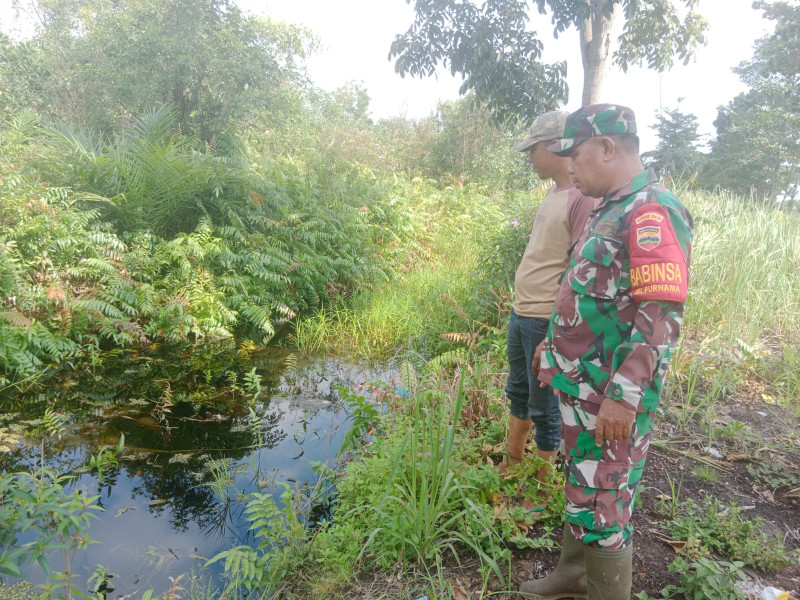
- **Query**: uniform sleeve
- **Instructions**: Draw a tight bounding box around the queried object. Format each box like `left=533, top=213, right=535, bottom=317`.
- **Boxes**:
left=604, top=300, right=684, bottom=412
left=605, top=200, right=693, bottom=413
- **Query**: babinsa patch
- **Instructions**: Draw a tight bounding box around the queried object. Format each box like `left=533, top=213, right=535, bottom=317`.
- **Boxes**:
left=629, top=203, right=688, bottom=303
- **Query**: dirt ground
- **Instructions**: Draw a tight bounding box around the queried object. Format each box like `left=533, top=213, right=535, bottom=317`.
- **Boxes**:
left=344, top=395, right=800, bottom=600
left=505, top=395, right=800, bottom=599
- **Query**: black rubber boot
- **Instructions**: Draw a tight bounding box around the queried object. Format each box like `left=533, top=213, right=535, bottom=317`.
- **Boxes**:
left=584, top=543, right=633, bottom=600
left=519, top=523, right=588, bottom=599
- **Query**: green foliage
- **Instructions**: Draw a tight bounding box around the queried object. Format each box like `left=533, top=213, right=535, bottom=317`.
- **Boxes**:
left=0, top=173, right=129, bottom=380
left=611, top=1, right=709, bottom=72
left=338, top=387, right=382, bottom=456
left=391, top=0, right=707, bottom=121
left=0, top=34, right=50, bottom=116
left=360, top=387, right=508, bottom=581
left=704, top=0, right=800, bottom=204
left=692, top=465, right=720, bottom=483
left=763, top=342, right=800, bottom=410
left=391, top=0, right=567, bottom=123
left=48, top=104, right=252, bottom=237
left=476, top=186, right=544, bottom=290
left=216, top=356, right=528, bottom=598
left=637, top=556, right=748, bottom=600
left=667, top=557, right=747, bottom=600
left=293, top=177, right=507, bottom=359
left=1, top=5, right=799, bottom=597
left=680, top=188, right=800, bottom=345
left=0, top=107, right=412, bottom=384
left=4, top=0, right=313, bottom=139
left=207, top=484, right=308, bottom=595
left=643, top=105, right=705, bottom=179
left=666, top=497, right=799, bottom=571
left=377, top=96, right=537, bottom=190
left=0, top=468, right=103, bottom=596
left=200, top=457, right=248, bottom=503
left=747, top=460, right=800, bottom=490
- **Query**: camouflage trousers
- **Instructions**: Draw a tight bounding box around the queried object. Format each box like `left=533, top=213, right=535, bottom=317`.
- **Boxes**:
left=560, top=394, right=656, bottom=549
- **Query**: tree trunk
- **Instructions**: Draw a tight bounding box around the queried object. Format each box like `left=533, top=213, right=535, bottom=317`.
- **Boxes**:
left=579, top=0, right=620, bottom=106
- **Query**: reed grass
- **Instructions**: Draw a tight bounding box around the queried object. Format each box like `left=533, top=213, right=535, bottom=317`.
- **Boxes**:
left=682, top=188, right=800, bottom=345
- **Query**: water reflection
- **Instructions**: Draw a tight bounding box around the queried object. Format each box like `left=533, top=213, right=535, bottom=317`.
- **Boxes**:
left=1, top=346, right=394, bottom=596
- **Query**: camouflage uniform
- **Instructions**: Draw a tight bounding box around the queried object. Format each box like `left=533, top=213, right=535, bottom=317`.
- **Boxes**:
left=540, top=117, right=694, bottom=549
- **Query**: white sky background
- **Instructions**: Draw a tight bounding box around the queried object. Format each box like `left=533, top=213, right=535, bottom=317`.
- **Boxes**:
left=2, top=0, right=772, bottom=152
left=260, top=0, right=771, bottom=152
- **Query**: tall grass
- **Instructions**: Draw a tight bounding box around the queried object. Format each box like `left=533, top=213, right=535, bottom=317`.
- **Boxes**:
left=682, top=188, right=800, bottom=345
left=297, top=183, right=800, bottom=378
left=293, top=259, right=482, bottom=359
left=292, top=181, right=514, bottom=359
left=363, top=378, right=507, bottom=581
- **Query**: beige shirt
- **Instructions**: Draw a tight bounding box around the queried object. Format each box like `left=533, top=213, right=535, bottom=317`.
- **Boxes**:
left=513, top=185, right=597, bottom=318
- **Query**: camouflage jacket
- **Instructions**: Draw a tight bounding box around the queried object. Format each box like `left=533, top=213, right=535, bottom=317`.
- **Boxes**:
left=539, top=170, right=693, bottom=413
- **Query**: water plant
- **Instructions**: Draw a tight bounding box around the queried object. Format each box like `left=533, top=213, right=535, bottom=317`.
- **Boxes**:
left=206, top=483, right=307, bottom=595
left=0, top=467, right=103, bottom=599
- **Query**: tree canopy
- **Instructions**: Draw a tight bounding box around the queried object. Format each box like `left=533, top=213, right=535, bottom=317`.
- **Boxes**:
left=705, top=0, right=800, bottom=204
left=1, top=0, right=314, bottom=139
left=390, top=0, right=708, bottom=123
left=643, top=104, right=703, bottom=179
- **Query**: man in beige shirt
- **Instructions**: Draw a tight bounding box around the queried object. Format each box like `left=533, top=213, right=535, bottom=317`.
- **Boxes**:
left=500, top=111, right=596, bottom=510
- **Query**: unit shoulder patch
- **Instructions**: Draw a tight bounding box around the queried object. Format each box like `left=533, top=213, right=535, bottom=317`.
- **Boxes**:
left=629, top=203, right=688, bottom=303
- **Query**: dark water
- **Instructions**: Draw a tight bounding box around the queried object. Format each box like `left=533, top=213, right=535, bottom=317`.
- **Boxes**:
left=1, top=345, right=394, bottom=596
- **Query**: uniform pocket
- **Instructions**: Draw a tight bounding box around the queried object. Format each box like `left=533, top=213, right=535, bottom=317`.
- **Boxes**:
left=569, top=235, right=625, bottom=300
left=565, top=459, right=640, bottom=533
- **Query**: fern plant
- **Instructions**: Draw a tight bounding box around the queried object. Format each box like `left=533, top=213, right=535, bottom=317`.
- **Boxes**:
left=48, top=104, right=253, bottom=238
left=1, top=106, right=412, bottom=389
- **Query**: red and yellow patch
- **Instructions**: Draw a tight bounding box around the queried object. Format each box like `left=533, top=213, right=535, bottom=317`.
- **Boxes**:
left=636, top=225, right=662, bottom=251
left=631, top=262, right=682, bottom=288
left=629, top=204, right=688, bottom=303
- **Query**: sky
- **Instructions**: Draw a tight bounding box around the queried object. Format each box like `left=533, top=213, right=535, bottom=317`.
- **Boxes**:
left=258, top=0, right=772, bottom=152
left=2, top=0, right=773, bottom=152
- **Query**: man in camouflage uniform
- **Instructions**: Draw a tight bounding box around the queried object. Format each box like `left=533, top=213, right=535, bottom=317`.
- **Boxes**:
left=519, top=104, right=693, bottom=600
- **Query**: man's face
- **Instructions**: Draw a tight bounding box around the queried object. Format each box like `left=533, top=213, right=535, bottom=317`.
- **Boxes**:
left=528, top=140, right=556, bottom=180
left=568, top=137, right=606, bottom=197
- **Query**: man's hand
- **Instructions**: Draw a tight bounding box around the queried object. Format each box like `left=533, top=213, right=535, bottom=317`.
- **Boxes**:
left=533, top=341, right=560, bottom=395
left=531, top=340, right=545, bottom=373
left=594, top=397, right=635, bottom=446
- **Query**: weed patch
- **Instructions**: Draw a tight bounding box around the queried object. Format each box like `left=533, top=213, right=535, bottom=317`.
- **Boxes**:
left=665, top=497, right=799, bottom=571
left=636, top=556, right=748, bottom=600
left=748, top=461, right=800, bottom=491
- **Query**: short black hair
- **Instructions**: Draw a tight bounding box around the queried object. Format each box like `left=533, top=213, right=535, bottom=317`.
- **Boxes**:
left=614, top=134, right=640, bottom=154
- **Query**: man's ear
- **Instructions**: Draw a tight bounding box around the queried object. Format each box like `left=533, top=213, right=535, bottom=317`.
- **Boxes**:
left=599, top=136, right=617, bottom=161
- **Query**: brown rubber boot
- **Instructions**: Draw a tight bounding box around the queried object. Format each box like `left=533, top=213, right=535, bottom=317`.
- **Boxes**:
left=584, top=543, right=633, bottom=600
left=519, top=523, right=588, bottom=599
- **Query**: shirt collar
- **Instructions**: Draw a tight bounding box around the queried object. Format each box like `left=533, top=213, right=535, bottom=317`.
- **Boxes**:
left=601, top=169, right=657, bottom=206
